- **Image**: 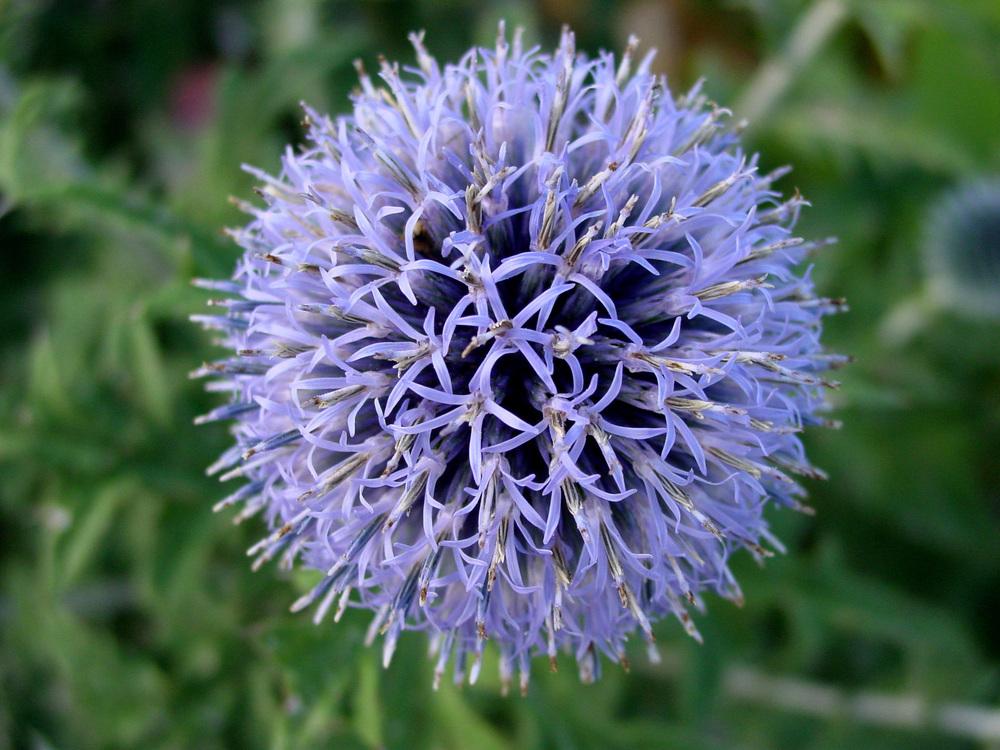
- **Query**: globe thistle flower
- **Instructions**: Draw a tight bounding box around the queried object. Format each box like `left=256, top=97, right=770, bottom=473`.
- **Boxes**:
left=882, top=178, right=1000, bottom=345
left=924, top=178, right=1000, bottom=320
left=193, top=25, right=842, bottom=691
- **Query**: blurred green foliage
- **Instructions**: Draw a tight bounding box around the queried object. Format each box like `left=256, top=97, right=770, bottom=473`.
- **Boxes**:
left=1, top=1, right=998, bottom=748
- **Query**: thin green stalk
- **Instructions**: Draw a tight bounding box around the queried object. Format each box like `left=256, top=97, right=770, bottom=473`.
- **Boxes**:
left=736, top=0, right=849, bottom=125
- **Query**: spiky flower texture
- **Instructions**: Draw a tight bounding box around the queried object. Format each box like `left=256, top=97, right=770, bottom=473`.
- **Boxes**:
left=194, top=27, right=843, bottom=691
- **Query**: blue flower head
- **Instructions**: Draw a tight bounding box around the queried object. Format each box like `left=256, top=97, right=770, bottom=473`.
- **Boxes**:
left=194, top=25, right=843, bottom=692
left=925, top=178, right=1000, bottom=319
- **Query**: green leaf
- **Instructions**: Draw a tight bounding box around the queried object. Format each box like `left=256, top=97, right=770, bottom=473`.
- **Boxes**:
left=0, top=78, right=84, bottom=200
left=128, top=314, right=171, bottom=425
left=768, top=101, right=980, bottom=175
left=28, top=182, right=231, bottom=276
left=853, top=3, right=919, bottom=78
left=432, top=684, right=511, bottom=750
left=60, top=479, right=134, bottom=585
left=353, top=652, right=384, bottom=748
left=26, top=328, right=72, bottom=418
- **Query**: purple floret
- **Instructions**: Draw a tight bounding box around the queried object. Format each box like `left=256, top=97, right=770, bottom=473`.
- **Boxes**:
left=193, top=25, right=843, bottom=692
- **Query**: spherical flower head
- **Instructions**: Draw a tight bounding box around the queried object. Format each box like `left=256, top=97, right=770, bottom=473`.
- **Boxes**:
left=924, top=178, right=1000, bottom=319
left=193, top=25, right=842, bottom=691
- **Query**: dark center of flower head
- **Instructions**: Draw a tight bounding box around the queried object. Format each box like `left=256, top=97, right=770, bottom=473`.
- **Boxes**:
left=193, top=25, right=843, bottom=692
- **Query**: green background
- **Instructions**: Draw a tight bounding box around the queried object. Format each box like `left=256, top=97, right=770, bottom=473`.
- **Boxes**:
left=1, top=1, right=999, bottom=748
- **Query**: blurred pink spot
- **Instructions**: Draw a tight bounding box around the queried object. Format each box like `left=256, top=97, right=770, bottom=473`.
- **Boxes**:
left=169, top=64, right=218, bottom=131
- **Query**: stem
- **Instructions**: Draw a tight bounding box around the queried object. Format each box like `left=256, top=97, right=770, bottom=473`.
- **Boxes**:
left=637, top=656, right=1000, bottom=741
left=725, top=665, right=1000, bottom=742
left=735, top=0, right=849, bottom=125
